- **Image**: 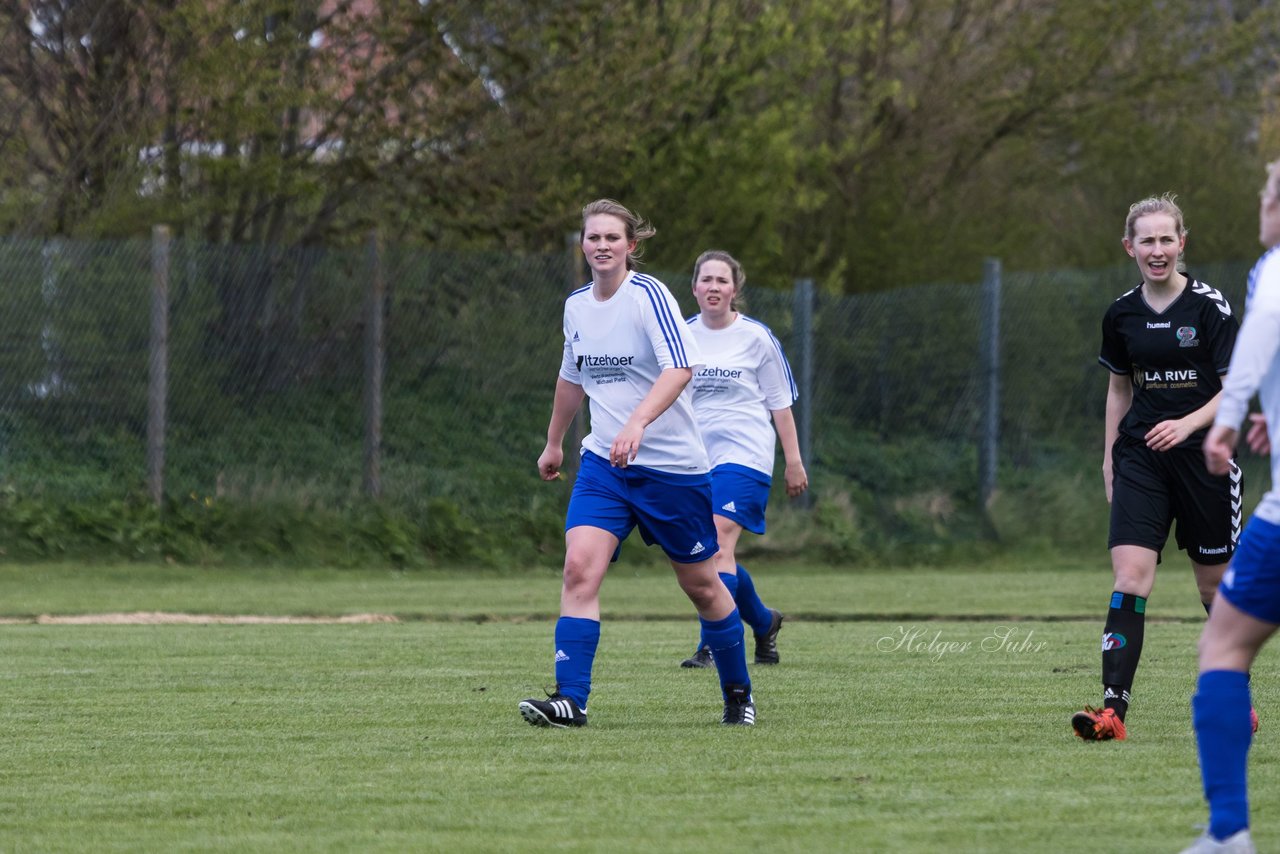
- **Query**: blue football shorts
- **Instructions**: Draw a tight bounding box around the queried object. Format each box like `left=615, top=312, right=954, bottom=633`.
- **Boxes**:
left=565, top=450, right=719, bottom=564
left=709, top=463, right=772, bottom=535
left=1218, top=515, right=1280, bottom=625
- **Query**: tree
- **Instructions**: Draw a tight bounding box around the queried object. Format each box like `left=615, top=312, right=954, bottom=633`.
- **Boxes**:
left=0, top=0, right=1276, bottom=298
left=0, top=0, right=169, bottom=234
left=770, top=0, right=1280, bottom=291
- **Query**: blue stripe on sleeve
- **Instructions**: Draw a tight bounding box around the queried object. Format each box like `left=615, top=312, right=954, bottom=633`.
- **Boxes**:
left=632, top=274, right=688, bottom=366
left=744, top=315, right=798, bottom=399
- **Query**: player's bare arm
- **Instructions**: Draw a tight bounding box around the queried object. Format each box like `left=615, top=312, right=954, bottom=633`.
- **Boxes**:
left=610, top=367, right=692, bottom=466
left=1103, top=372, right=1132, bottom=503
left=770, top=407, right=809, bottom=497
left=540, top=378, right=586, bottom=480
left=1246, top=412, right=1271, bottom=455
left=1146, top=389, right=1224, bottom=453
left=1203, top=424, right=1240, bottom=477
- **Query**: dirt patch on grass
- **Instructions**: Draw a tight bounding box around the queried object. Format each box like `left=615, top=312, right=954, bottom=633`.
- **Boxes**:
left=0, top=612, right=400, bottom=625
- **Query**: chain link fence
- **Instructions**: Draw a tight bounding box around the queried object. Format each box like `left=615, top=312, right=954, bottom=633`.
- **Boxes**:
left=0, top=233, right=1258, bottom=557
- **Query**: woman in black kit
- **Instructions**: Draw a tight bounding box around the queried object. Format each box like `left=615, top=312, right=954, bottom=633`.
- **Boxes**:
left=1072, top=194, right=1245, bottom=742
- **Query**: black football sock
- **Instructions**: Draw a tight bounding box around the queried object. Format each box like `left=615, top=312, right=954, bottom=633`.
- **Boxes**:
left=1101, top=591, right=1146, bottom=722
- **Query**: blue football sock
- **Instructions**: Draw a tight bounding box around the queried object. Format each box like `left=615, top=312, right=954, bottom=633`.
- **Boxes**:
left=695, top=573, right=741, bottom=651
left=553, top=616, right=600, bottom=710
left=734, top=564, right=773, bottom=635
left=1193, top=670, right=1252, bottom=841
left=701, top=609, right=750, bottom=699
left=719, top=571, right=740, bottom=599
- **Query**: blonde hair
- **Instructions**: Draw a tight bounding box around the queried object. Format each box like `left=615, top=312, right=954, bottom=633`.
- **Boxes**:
left=581, top=199, right=655, bottom=270
left=1265, top=160, right=1280, bottom=199
left=692, top=249, right=747, bottom=311
left=1123, top=193, right=1187, bottom=242
left=1124, top=192, right=1188, bottom=272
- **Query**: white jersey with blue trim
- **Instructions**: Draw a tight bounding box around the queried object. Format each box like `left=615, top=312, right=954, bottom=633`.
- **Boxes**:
left=1217, top=247, right=1280, bottom=525
left=686, top=313, right=798, bottom=476
left=559, top=271, right=709, bottom=474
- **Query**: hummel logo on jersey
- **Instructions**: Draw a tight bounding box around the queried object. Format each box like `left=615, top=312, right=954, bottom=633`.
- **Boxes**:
left=555, top=649, right=570, bottom=662
left=721, top=501, right=737, bottom=513
left=689, top=541, right=705, bottom=556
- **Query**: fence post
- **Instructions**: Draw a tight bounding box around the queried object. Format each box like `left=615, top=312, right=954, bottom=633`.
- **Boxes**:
left=148, top=225, right=170, bottom=507
left=39, top=238, right=64, bottom=399
left=793, top=277, right=814, bottom=508
left=363, top=230, right=385, bottom=499
left=564, top=230, right=587, bottom=481
left=979, top=257, right=1001, bottom=530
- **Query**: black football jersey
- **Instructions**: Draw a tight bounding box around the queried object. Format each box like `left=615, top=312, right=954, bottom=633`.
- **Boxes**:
left=1099, top=278, right=1239, bottom=448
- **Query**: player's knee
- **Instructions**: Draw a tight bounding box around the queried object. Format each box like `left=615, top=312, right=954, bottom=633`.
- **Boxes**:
left=1196, top=612, right=1260, bottom=671
left=562, top=553, right=605, bottom=595
left=1192, top=562, right=1228, bottom=601
left=1112, top=574, right=1153, bottom=598
left=685, top=587, right=717, bottom=612
left=676, top=573, right=719, bottom=609
left=1197, top=628, right=1234, bottom=670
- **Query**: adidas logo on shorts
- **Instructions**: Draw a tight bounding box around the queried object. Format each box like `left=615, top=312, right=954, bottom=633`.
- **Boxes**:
left=689, top=541, right=705, bottom=556
left=721, top=501, right=737, bottom=513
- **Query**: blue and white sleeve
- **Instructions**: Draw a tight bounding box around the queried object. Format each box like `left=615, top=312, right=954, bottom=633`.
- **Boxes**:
left=557, top=317, right=582, bottom=385
left=635, top=274, right=701, bottom=370
left=757, top=326, right=799, bottom=409
left=1217, top=253, right=1280, bottom=430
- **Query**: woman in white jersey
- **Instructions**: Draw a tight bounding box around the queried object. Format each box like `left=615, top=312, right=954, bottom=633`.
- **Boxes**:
left=677, top=250, right=809, bottom=670
left=518, top=200, right=758, bottom=728
left=1182, top=161, right=1280, bottom=854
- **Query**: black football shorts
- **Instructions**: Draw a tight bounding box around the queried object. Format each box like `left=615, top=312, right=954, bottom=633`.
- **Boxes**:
left=1108, top=434, right=1241, bottom=565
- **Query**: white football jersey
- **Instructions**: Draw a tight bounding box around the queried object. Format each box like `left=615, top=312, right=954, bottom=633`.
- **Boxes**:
left=559, top=271, right=709, bottom=473
left=1217, top=246, right=1280, bottom=524
left=686, top=313, right=798, bottom=476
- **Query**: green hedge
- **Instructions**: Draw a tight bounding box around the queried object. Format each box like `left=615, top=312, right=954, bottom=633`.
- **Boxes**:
left=0, top=422, right=1123, bottom=568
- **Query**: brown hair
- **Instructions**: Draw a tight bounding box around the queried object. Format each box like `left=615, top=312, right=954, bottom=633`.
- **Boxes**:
left=581, top=199, right=656, bottom=270
left=692, top=249, right=746, bottom=311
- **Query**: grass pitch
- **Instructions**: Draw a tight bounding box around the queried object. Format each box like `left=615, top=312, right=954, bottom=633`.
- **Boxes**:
left=0, top=558, right=1274, bottom=852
